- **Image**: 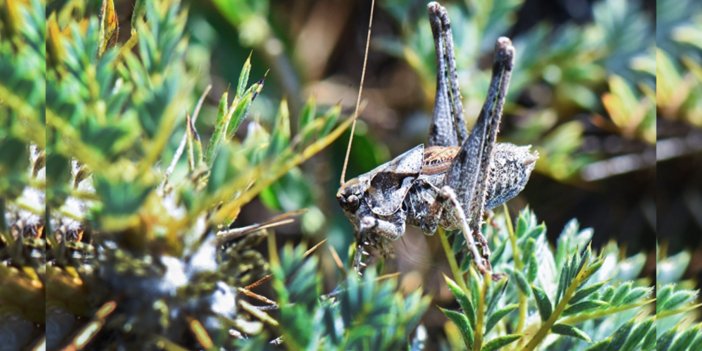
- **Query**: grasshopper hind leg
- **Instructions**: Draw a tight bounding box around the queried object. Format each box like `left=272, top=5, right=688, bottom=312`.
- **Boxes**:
left=427, top=2, right=468, bottom=147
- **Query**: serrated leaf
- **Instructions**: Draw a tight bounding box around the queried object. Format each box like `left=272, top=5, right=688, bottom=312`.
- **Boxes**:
left=481, top=334, right=522, bottom=351
left=532, top=285, right=552, bottom=321
left=552, top=323, right=591, bottom=342
left=485, top=304, right=518, bottom=333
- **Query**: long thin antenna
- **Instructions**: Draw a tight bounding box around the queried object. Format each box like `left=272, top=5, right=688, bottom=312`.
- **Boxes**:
left=340, top=0, right=376, bottom=185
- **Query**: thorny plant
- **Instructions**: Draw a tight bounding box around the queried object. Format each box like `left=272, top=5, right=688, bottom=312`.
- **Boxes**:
left=337, top=2, right=537, bottom=279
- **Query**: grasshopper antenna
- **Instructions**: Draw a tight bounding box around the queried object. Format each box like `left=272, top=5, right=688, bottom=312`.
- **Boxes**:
left=340, top=0, right=376, bottom=186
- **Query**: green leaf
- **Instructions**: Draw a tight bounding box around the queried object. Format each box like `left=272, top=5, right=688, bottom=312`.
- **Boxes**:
left=585, top=340, right=609, bottom=351
left=511, top=269, right=531, bottom=297
left=227, top=79, right=263, bottom=138
left=207, top=143, right=230, bottom=194
left=563, top=300, right=607, bottom=315
left=669, top=327, right=698, bottom=351
left=266, top=99, right=291, bottom=158
left=205, top=91, right=231, bottom=164
left=185, top=113, right=203, bottom=170
left=130, top=0, right=147, bottom=30
left=690, top=332, right=702, bottom=351
left=606, top=320, right=635, bottom=351
left=532, top=285, right=552, bottom=321
left=94, top=175, right=154, bottom=217
left=298, top=97, right=316, bottom=134
left=556, top=256, right=571, bottom=303
left=622, top=287, right=651, bottom=305
left=98, top=0, right=119, bottom=56
left=445, top=276, right=475, bottom=327
left=481, top=334, right=522, bottom=351
left=526, top=252, right=538, bottom=283
left=441, top=308, right=474, bottom=347
left=620, top=318, right=654, bottom=351
left=611, top=282, right=632, bottom=305
left=490, top=240, right=507, bottom=265
left=552, top=323, right=591, bottom=342
left=660, top=290, right=698, bottom=310
left=485, top=304, right=518, bottom=334
left=320, top=104, right=341, bottom=137
left=570, top=282, right=606, bottom=305
left=486, top=279, right=508, bottom=316
left=657, top=328, right=676, bottom=351
left=236, top=54, right=252, bottom=98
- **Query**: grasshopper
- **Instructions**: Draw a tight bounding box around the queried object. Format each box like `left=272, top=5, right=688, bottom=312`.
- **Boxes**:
left=336, top=2, right=538, bottom=278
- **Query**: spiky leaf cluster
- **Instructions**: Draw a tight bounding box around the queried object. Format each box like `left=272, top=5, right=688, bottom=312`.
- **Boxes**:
left=237, top=242, right=430, bottom=350
left=439, top=209, right=656, bottom=350
left=0, top=0, right=361, bottom=349
left=0, top=0, right=46, bottom=349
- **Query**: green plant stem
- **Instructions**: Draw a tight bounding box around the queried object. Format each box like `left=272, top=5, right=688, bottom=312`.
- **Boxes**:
left=438, top=228, right=468, bottom=292
left=522, top=256, right=593, bottom=351
left=473, top=275, right=489, bottom=350
left=503, top=205, right=527, bottom=346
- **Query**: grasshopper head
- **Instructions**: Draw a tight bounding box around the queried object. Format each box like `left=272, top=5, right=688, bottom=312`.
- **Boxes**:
left=336, top=176, right=370, bottom=223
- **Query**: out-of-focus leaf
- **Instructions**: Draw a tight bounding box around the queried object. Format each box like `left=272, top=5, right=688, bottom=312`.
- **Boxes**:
left=552, top=323, right=591, bottom=342
left=98, top=0, right=119, bottom=56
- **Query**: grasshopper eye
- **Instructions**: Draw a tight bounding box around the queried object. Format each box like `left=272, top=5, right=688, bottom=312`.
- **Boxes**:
left=346, top=194, right=360, bottom=210
left=338, top=192, right=360, bottom=212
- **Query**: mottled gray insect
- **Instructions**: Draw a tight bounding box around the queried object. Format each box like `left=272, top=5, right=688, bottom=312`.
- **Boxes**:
left=337, top=2, right=538, bottom=278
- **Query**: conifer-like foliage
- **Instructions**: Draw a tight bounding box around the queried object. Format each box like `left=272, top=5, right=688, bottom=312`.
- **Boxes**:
left=438, top=209, right=658, bottom=350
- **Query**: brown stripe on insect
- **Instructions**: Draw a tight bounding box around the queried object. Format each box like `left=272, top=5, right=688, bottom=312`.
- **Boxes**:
left=422, top=146, right=459, bottom=175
